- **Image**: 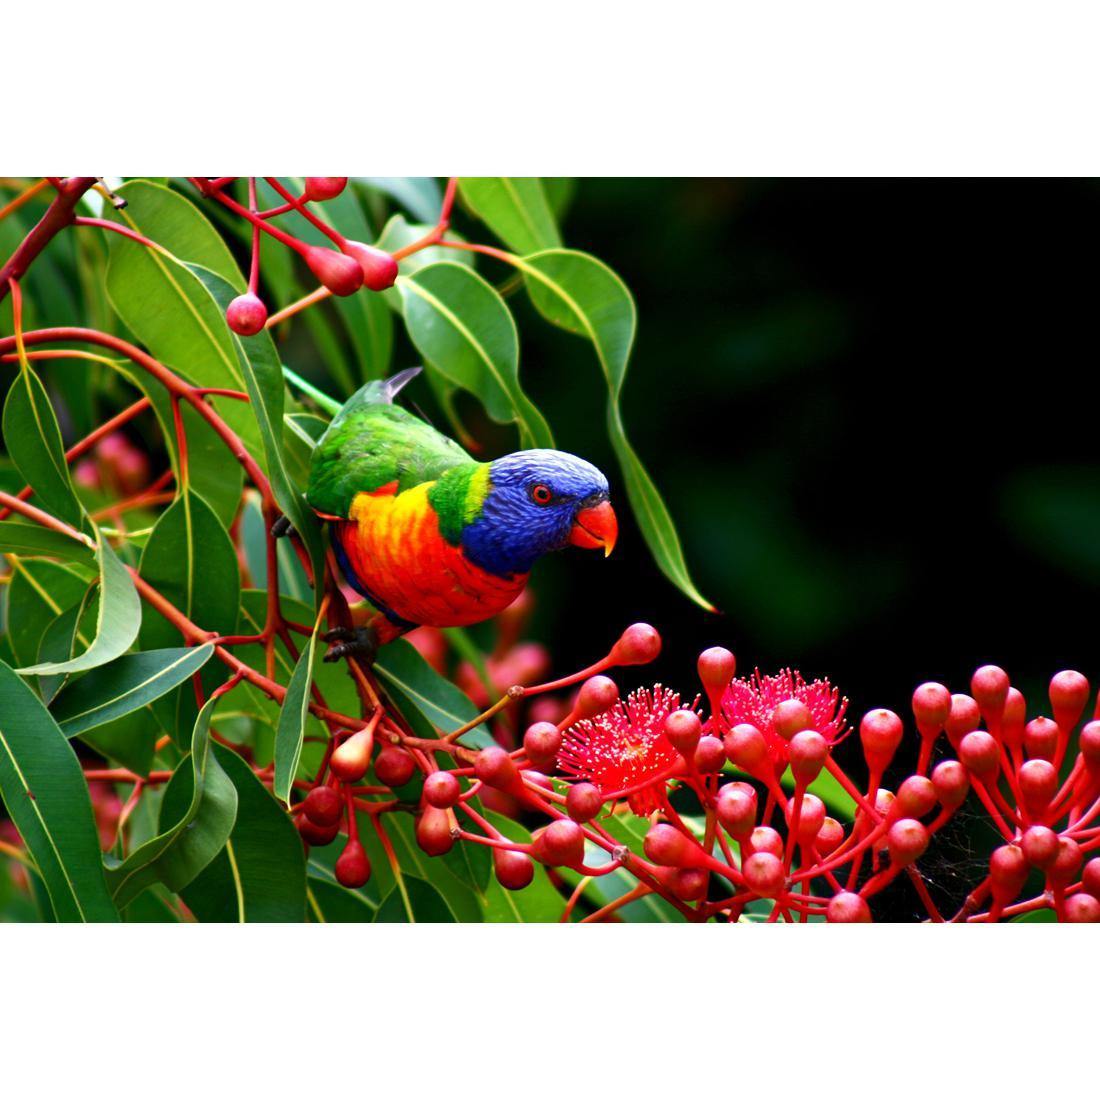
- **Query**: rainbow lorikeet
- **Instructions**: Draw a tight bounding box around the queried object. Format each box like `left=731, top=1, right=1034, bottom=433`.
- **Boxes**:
left=306, top=368, right=618, bottom=661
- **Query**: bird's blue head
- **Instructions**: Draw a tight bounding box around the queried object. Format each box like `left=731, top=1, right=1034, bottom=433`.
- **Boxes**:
left=460, top=449, right=618, bottom=577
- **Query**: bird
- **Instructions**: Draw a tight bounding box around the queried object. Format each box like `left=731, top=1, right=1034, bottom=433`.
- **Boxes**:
left=305, top=367, right=618, bottom=662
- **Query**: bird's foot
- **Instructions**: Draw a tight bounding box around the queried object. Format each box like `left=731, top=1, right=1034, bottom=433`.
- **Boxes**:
left=270, top=514, right=295, bottom=539
left=323, top=625, right=379, bottom=665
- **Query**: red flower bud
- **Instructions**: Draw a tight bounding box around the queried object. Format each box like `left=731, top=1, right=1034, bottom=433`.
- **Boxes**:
left=1021, top=825, right=1060, bottom=869
left=860, top=708, right=904, bottom=772
left=423, top=770, right=461, bottom=809
left=716, top=782, right=757, bottom=837
left=534, top=819, right=585, bottom=867
left=303, top=785, right=343, bottom=827
left=816, top=817, right=845, bottom=856
left=789, top=730, right=828, bottom=784
left=523, top=721, right=562, bottom=768
left=225, top=292, right=267, bottom=336
left=493, top=847, right=534, bottom=891
left=887, top=819, right=929, bottom=867
left=1049, top=838, right=1083, bottom=887
left=574, top=675, right=620, bottom=720
left=643, top=823, right=696, bottom=868
left=335, top=838, right=371, bottom=888
left=1081, top=721, right=1100, bottom=770
left=743, top=852, right=785, bottom=898
left=418, top=805, right=457, bottom=853
left=524, top=770, right=554, bottom=791
left=664, top=710, right=702, bottom=758
left=971, top=665, right=1009, bottom=726
left=750, top=826, right=784, bottom=859
left=694, top=734, right=726, bottom=773
left=989, top=844, right=1028, bottom=906
left=611, top=622, right=662, bottom=666
left=303, top=177, right=348, bottom=201
left=565, top=782, right=603, bottom=823
left=945, top=694, right=981, bottom=749
left=298, top=815, right=340, bottom=847
left=475, top=745, right=521, bottom=792
left=1002, top=687, right=1027, bottom=750
left=826, top=891, right=872, bottom=922
left=330, top=728, right=372, bottom=782
left=724, top=723, right=768, bottom=772
left=416, top=806, right=456, bottom=856
left=1081, top=857, right=1100, bottom=899
left=772, top=699, right=813, bottom=741
left=697, top=646, right=736, bottom=695
left=895, top=775, right=936, bottom=819
left=931, top=759, right=970, bottom=810
left=1063, top=893, right=1100, bottom=922
left=342, top=240, right=398, bottom=291
left=1018, top=758, right=1058, bottom=814
left=375, top=746, right=416, bottom=788
left=657, top=866, right=709, bottom=902
left=912, top=682, right=951, bottom=739
left=1049, top=670, right=1089, bottom=732
left=1024, top=717, right=1059, bottom=762
left=790, top=793, right=826, bottom=841
left=959, top=730, right=999, bottom=780
left=303, top=244, right=364, bottom=296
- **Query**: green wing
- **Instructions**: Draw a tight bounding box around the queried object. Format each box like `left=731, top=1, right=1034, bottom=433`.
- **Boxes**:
left=306, top=369, right=473, bottom=519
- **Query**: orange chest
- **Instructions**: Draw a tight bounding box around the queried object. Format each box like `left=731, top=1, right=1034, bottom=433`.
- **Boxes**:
left=335, top=486, right=527, bottom=628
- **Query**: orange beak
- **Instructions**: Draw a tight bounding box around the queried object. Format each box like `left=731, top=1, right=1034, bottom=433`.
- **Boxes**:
left=569, top=500, right=618, bottom=557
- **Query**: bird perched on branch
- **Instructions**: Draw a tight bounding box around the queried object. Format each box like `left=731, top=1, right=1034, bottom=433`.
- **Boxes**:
left=306, top=368, right=618, bottom=662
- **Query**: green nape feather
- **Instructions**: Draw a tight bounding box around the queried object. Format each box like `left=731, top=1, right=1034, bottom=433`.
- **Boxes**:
left=306, top=369, right=475, bottom=519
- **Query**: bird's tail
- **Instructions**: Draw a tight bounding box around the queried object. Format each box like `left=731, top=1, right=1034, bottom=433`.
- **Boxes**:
left=285, top=366, right=424, bottom=430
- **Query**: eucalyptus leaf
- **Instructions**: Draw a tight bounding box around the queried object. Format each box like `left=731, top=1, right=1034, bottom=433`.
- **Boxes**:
left=519, top=248, right=713, bottom=611
left=52, top=644, right=215, bottom=736
left=0, top=660, right=119, bottom=922
left=105, top=694, right=238, bottom=908
left=398, top=262, right=553, bottom=449
left=16, top=526, right=140, bottom=676
left=458, top=177, right=561, bottom=254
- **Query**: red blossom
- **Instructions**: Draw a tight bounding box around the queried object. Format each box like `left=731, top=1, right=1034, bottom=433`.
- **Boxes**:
left=559, top=686, right=687, bottom=815
left=720, top=668, right=849, bottom=768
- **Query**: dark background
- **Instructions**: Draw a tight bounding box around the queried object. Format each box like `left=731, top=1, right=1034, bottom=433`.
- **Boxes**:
left=497, top=179, right=1099, bottom=734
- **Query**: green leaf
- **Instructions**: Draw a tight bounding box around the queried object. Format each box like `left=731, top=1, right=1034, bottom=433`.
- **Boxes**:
left=138, top=489, right=240, bottom=650
left=458, top=177, right=561, bottom=254
left=306, top=879, right=376, bottom=922
left=51, top=644, right=215, bottom=737
left=374, top=638, right=490, bottom=746
left=16, top=525, right=140, bottom=676
left=105, top=694, right=238, bottom=908
left=374, top=874, right=457, bottom=923
left=103, top=180, right=263, bottom=464
left=398, top=262, right=554, bottom=449
left=480, top=812, right=563, bottom=923
left=360, top=177, right=442, bottom=223
left=2, top=362, right=84, bottom=528
left=375, top=214, right=474, bottom=312
left=0, top=659, right=119, bottom=922
left=518, top=249, right=713, bottom=611
left=179, top=745, right=307, bottom=922
left=0, top=520, right=95, bottom=564
left=4, top=558, right=90, bottom=667
left=273, top=623, right=319, bottom=805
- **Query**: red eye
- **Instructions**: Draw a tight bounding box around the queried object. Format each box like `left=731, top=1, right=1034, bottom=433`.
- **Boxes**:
left=531, top=484, right=553, bottom=505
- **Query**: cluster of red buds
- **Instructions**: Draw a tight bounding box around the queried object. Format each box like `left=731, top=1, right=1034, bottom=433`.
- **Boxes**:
left=292, top=617, right=1100, bottom=921
left=188, top=178, right=400, bottom=336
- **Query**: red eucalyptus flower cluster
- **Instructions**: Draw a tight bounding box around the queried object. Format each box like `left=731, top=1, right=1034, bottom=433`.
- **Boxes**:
left=292, top=614, right=1100, bottom=921
left=189, top=177, right=407, bottom=335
